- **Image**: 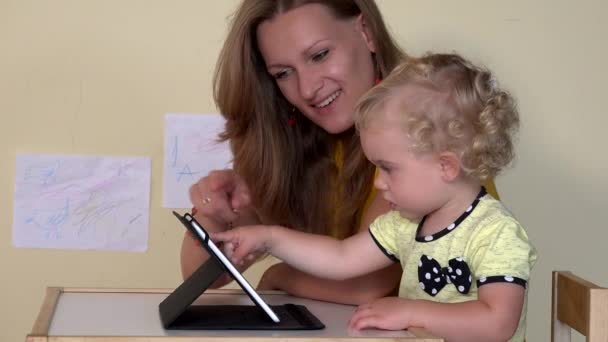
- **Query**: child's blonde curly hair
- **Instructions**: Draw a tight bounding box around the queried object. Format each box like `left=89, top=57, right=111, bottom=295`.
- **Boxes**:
left=354, top=53, right=519, bottom=181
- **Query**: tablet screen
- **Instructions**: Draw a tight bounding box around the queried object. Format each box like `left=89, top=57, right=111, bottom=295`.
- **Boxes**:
left=173, top=211, right=280, bottom=323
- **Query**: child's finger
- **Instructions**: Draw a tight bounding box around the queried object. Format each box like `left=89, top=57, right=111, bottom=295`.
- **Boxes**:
left=353, top=316, right=382, bottom=330
left=223, top=242, right=235, bottom=258
left=210, top=231, right=233, bottom=242
left=232, top=243, right=258, bottom=263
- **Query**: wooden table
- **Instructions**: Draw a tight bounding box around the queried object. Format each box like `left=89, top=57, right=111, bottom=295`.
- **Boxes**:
left=26, top=287, right=443, bottom=341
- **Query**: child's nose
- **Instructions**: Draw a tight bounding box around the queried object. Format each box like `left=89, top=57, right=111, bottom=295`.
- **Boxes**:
left=374, top=177, right=388, bottom=191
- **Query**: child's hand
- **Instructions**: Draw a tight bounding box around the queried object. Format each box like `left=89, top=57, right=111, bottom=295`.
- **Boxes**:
left=211, top=225, right=272, bottom=265
left=348, top=297, right=412, bottom=331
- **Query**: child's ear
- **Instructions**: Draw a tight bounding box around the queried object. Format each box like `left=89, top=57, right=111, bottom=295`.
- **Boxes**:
left=438, top=152, right=461, bottom=182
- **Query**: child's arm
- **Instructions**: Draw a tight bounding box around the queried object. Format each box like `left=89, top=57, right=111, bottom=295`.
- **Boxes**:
left=212, top=225, right=394, bottom=280
left=349, top=283, right=525, bottom=342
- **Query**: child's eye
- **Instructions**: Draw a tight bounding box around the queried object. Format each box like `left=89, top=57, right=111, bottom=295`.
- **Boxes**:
left=379, top=165, right=392, bottom=174
left=311, top=49, right=329, bottom=62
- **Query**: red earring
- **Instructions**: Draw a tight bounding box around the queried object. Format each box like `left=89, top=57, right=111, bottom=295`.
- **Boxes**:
left=374, top=78, right=382, bottom=85
left=288, top=105, right=297, bottom=126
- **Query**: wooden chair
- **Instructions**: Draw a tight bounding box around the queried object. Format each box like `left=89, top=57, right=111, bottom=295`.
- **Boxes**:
left=552, top=271, right=608, bottom=341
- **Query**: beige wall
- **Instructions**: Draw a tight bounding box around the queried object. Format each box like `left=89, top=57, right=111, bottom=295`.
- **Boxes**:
left=1, top=1, right=606, bottom=341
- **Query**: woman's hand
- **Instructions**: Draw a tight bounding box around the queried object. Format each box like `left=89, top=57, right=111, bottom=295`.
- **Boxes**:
left=181, top=169, right=261, bottom=281
left=189, top=169, right=251, bottom=229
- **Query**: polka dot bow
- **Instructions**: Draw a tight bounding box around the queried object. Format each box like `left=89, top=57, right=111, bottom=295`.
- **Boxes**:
left=417, top=255, right=472, bottom=297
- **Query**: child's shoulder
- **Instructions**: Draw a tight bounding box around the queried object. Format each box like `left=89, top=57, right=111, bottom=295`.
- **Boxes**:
left=464, top=196, right=538, bottom=280
left=473, top=195, right=520, bottom=225
left=370, top=210, right=418, bottom=233
left=465, top=195, right=534, bottom=249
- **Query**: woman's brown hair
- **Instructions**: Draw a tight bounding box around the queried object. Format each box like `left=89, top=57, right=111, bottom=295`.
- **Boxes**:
left=213, top=0, right=405, bottom=238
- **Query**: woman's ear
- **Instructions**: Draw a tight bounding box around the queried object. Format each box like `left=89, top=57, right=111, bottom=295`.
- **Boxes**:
left=438, top=152, right=461, bottom=182
left=356, top=14, right=376, bottom=53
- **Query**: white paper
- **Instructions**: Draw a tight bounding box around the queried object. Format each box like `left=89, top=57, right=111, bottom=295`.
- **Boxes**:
left=163, top=113, right=232, bottom=208
left=12, top=154, right=151, bottom=252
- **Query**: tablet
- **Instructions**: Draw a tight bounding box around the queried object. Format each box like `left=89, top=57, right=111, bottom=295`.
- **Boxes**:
left=173, top=211, right=280, bottom=323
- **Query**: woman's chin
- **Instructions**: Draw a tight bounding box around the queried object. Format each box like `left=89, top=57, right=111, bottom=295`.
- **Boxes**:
left=316, top=117, right=354, bottom=134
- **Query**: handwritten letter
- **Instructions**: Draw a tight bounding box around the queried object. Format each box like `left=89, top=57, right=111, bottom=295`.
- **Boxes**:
left=13, top=154, right=151, bottom=252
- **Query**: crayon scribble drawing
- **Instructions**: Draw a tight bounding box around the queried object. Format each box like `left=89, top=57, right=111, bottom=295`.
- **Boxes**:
left=13, top=154, right=151, bottom=252
left=163, top=113, right=232, bottom=208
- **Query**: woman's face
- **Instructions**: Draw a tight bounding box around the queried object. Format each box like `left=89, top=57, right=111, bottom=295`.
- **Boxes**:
left=257, top=3, right=376, bottom=134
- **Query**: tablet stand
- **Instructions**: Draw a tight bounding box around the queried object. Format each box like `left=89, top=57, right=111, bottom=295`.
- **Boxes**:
left=158, top=257, right=325, bottom=330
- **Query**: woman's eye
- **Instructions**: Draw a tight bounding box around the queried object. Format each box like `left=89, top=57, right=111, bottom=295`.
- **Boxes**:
left=311, top=49, right=329, bottom=62
left=273, top=68, right=291, bottom=80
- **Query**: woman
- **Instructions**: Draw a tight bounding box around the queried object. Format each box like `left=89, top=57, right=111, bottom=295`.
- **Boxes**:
left=181, top=0, right=498, bottom=304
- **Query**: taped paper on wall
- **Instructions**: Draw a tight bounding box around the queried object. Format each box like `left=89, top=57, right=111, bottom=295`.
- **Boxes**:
left=163, top=113, right=232, bottom=208
left=12, top=153, right=151, bottom=252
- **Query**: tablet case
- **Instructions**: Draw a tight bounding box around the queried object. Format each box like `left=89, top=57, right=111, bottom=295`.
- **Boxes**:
left=158, top=216, right=325, bottom=330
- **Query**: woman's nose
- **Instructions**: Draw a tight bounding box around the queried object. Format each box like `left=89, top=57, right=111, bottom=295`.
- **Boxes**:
left=298, top=70, right=322, bottom=100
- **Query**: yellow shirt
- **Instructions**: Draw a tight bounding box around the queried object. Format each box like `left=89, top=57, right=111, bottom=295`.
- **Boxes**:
left=370, top=192, right=537, bottom=342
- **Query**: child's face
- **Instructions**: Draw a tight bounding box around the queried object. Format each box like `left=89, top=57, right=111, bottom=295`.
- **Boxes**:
left=360, top=117, right=448, bottom=220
